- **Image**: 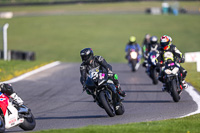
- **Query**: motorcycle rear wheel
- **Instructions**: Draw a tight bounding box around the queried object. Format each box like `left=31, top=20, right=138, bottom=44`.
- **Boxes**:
left=99, top=91, right=115, bottom=117
left=0, top=116, right=5, bottom=133
left=131, top=60, right=137, bottom=72
left=19, top=112, right=36, bottom=131
left=171, top=80, right=180, bottom=102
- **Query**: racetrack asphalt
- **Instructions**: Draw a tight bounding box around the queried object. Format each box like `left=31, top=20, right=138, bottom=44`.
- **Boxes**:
left=7, top=63, right=197, bottom=132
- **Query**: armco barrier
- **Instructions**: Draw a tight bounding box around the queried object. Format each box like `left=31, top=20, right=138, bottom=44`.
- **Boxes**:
left=9, top=50, right=35, bottom=61
left=0, top=50, right=35, bottom=61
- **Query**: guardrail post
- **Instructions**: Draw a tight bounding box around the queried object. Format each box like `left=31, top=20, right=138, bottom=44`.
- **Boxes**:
left=3, top=23, right=9, bottom=61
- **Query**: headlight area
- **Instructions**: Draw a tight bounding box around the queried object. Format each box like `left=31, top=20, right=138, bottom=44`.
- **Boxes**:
left=130, top=52, right=137, bottom=59
left=164, top=69, right=172, bottom=74
left=164, top=67, right=179, bottom=75
left=172, top=67, right=179, bottom=74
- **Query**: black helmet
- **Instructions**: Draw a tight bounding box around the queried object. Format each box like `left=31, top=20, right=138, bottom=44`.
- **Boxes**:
left=0, top=83, right=14, bottom=95
left=80, top=48, right=94, bottom=64
left=150, top=36, right=158, bottom=47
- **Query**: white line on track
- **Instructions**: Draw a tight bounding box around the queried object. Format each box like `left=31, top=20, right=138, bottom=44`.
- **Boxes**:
left=179, top=85, right=200, bottom=118
left=1, top=61, right=61, bottom=84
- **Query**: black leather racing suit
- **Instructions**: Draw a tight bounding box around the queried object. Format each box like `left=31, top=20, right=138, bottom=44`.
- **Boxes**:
left=80, top=55, right=120, bottom=87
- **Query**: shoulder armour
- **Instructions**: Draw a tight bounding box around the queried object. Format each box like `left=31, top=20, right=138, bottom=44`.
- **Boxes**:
left=80, top=64, right=86, bottom=70
left=95, top=55, right=104, bottom=62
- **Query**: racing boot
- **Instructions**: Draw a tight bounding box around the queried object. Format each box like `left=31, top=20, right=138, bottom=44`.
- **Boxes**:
left=116, top=85, right=126, bottom=97
left=182, top=80, right=188, bottom=89
left=162, top=83, right=167, bottom=92
left=10, top=93, right=24, bottom=106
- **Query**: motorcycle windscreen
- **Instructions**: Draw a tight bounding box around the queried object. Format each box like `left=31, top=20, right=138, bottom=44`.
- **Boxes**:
left=85, top=77, right=96, bottom=89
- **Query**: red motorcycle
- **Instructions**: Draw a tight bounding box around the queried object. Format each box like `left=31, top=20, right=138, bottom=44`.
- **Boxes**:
left=0, top=92, right=36, bottom=132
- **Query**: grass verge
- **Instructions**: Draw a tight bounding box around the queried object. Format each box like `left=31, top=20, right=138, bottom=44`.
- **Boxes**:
left=182, top=62, right=200, bottom=92
left=32, top=113, right=200, bottom=133
left=0, top=60, right=49, bottom=82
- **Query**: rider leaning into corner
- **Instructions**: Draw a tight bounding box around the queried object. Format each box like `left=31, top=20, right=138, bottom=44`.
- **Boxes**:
left=157, top=35, right=188, bottom=91
left=80, top=48, right=126, bottom=97
left=125, top=36, right=142, bottom=60
left=0, top=83, right=24, bottom=106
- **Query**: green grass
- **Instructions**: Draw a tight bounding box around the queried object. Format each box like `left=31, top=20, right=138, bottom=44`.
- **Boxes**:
left=32, top=114, right=200, bottom=133
left=0, top=14, right=199, bottom=62
left=182, top=62, right=200, bottom=92
left=0, top=60, right=49, bottom=81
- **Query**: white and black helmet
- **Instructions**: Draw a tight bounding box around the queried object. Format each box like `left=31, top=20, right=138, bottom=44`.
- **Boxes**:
left=150, top=36, right=158, bottom=44
left=150, top=36, right=158, bottom=48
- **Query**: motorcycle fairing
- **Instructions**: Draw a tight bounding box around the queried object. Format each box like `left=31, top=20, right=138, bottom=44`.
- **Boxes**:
left=5, top=102, right=24, bottom=129
left=0, top=92, right=9, bottom=116
left=0, top=92, right=24, bottom=129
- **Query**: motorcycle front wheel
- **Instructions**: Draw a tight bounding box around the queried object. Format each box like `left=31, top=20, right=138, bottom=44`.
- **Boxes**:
left=151, top=69, right=158, bottom=85
left=115, top=103, right=125, bottom=115
left=19, top=111, right=36, bottom=131
left=99, top=91, right=115, bottom=117
left=0, top=116, right=5, bottom=133
left=171, top=79, right=180, bottom=102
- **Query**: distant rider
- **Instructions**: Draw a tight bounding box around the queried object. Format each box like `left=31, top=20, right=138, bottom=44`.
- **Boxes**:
left=146, top=36, right=161, bottom=73
left=158, top=35, right=188, bottom=91
left=125, top=36, right=142, bottom=60
left=80, top=48, right=126, bottom=97
left=148, top=36, right=160, bottom=54
left=0, top=83, right=24, bottom=106
left=142, top=34, right=151, bottom=59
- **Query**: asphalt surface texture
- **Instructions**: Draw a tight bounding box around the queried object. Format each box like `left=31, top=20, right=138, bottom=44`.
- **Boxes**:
left=8, top=63, right=197, bottom=132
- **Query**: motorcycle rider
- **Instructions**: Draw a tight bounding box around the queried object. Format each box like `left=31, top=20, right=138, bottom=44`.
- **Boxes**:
left=80, top=48, right=126, bottom=97
left=125, top=36, right=142, bottom=60
left=0, top=83, right=24, bottom=106
left=146, top=36, right=161, bottom=73
left=158, top=35, right=188, bottom=91
left=148, top=36, right=160, bottom=54
left=142, top=34, right=151, bottom=59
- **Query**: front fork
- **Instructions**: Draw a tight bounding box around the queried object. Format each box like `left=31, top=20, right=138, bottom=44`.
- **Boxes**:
left=166, top=76, right=181, bottom=94
left=107, top=84, right=122, bottom=107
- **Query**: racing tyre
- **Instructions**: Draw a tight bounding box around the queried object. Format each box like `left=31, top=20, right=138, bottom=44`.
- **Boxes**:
left=99, top=91, right=115, bottom=117
left=171, top=80, right=180, bottom=102
left=131, top=60, right=137, bottom=72
left=19, top=112, right=36, bottom=131
left=115, top=103, right=125, bottom=115
left=152, top=69, right=158, bottom=85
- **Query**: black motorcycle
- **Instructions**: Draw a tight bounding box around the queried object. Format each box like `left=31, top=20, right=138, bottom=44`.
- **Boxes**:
left=147, top=50, right=160, bottom=85
left=163, top=59, right=183, bottom=102
left=85, top=67, right=125, bottom=117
